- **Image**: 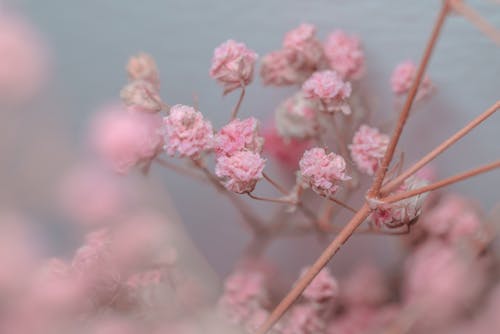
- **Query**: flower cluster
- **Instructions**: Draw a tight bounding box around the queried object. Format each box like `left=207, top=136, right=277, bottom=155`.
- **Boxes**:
left=391, top=60, right=433, bottom=100
left=299, top=147, right=351, bottom=198
left=162, top=104, right=214, bottom=158
left=302, top=70, right=352, bottom=114
left=349, top=125, right=389, bottom=175
left=275, top=91, right=320, bottom=140
left=210, top=39, right=258, bottom=94
left=324, top=30, right=365, bottom=81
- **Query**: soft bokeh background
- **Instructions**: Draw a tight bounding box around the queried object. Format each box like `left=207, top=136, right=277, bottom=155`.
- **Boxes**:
left=2, top=0, right=499, bottom=281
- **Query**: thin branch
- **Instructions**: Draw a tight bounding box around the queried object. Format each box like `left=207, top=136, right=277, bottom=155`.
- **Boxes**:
left=381, top=101, right=500, bottom=196
left=382, top=160, right=500, bottom=204
left=155, top=157, right=207, bottom=182
left=230, top=84, right=246, bottom=120
left=263, top=172, right=288, bottom=195
left=327, top=196, right=357, bottom=213
left=368, top=1, right=451, bottom=198
left=449, top=0, right=500, bottom=45
left=247, top=192, right=296, bottom=205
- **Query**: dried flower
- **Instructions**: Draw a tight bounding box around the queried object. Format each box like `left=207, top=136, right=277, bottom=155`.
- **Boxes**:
left=260, top=49, right=310, bottom=86
left=283, top=23, right=325, bottom=70
left=162, top=104, right=214, bottom=158
left=299, top=147, right=351, bottom=198
left=126, top=52, right=160, bottom=89
left=281, top=304, right=326, bottom=334
left=324, top=30, right=365, bottom=80
left=215, top=151, right=265, bottom=193
left=390, top=60, right=433, bottom=100
left=209, top=39, right=258, bottom=94
left=349, top=125, right=389, bottom=175
left=302, top=70, right=352, bottom=114
left=90, top=104, right=164, bottom=173
left=120, top=80, right=162, bottom=112
left=215, top=117, right=264, bottom=157
left=368, top=176, right=428, bottom=229
left=275, top=92, right=320, bottom=140
left=341, top=263, right=389, bottom=307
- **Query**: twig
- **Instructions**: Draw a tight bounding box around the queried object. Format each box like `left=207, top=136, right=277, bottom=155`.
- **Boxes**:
left=381, top=101, right=500, bottom=196
left=155, top=157, right=207, bottom=182
left=230, top=84, right=246, bottom=120
left=247, top=192, right=296, bottom=205
left=449, top=0, right=500, bottom=45
left=327, top=196, right=357, bottom=213
left=263, top=172, right=288, bottom=195
left=382, top=160, right=500, bottom=204
left=368, top=1, right=451, bottom=199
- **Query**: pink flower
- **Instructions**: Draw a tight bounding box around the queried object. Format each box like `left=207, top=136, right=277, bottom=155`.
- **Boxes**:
left=126, top=52, right=160, bottom=89
left=215, top=151, right=265, bottom=194
left=218, top=270, right=269, bottom=324
left=349, top=125, right=389, bottom=175
left=90, top=103, right=164, bottom=173
left=0, top=11, right=50, bottom=104
left=421, top=194, right=485, bottom=244
left=299, top=147, right=350, bottom=198
left=120, top=80, right=162, bottom=112
left=324, top=30, right=365, bottom=80
left=341, top=263, right=389, bottom=307
left=58, top=164, right=126, bottom=225
left=209, top=39, right=258, bottom=94
left=283, top=23, right=325, bottom=70
left=262, top=124, right=312, bottom=170
left=302, top=70, right=352, bottom=114
left=403, top=240, right=487, bottom=326
left=281, top=304, right=326, bottom=334
left=162, top=104, right=214, bottom=158
left=215, top=117, right=264, bottom=157
left=275, top=92, right=320, bottom=140
left=300, top=267, right=338, bottom=303
left=368, top=176, right=428, bottom=229
left=390, top=60, right=433, bottom=100
left=260, top=49, right=311, bottom=86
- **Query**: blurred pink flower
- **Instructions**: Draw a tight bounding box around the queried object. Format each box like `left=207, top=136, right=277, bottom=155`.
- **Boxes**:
left=300, top=267, right=339, bottom=303
left=324, top=30, right=365, bottom=80
left=299, top=147, right=350, bottom=198
left=262, top=124, right=311, bottom=170
left=215, top=117, right=264, bottom=157
left=210, top=39, right=258, bottom=94
left=341, top=263, right=389, bottom=307
left=120, top=80, right=163, bottom=112
left=215, top=150, right=265, bottom=193
left=283, top=23, right=325, bottom=70
left=127, top=52, right=160, bottom=89
left=0, top=11, right=49, bottom=104
left=162, top=104, right=214, bottom=158
left=349, top=125, right=389, bottom=175
left=275, top=92, right=320, bottom=140
left=390, top=60, right=433, bottom=100
left=281, top=304, right=326, bottom=334
left=90, top=103, right=163, bottom=173
left=302, top=70, right=352, bottom=114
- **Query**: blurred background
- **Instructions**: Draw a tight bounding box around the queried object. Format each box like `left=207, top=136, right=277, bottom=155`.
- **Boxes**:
left=1, top=0, right=499, bottom=282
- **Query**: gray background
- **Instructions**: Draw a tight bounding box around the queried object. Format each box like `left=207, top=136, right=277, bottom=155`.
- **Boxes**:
left=6, top=0, right=500, bottom=279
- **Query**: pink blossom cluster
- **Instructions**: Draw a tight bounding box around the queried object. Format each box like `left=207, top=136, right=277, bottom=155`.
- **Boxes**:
left=299, top=147, right=351, bottom=198
left=261, top=23, right=325, bottom=86
left=214, top=118, right=266, bottom=193
left=121, top=53, right=163, bottom=112
left=349, top=124, right=390, bottom=175
left=162, top=104, right=214, bottom=158
left=275, top=92, right=320, bottom=140
left=391, top=60, right=434, bottom=100
left=210, top=39, right=258, bottom=94
left=302, top=70, right=352, bottom=114
left=324, top=30, right=365, bottom=81
left=262, top=124, right=312, bottom=170
left=90, top=103, right=164, bottom=173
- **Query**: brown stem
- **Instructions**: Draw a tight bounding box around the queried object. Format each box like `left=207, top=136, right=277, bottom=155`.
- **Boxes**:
left=263, top=172, right=288, bottom=195
left=247, top=192, right=296, bottom=205
left=381, top=101, right=500, bottom=196
left=382, top=160, right=500, bottom=204
left=327, top=196, right=357, bottom=213
left=155, top=157, right=207, bottom=182
left=449, top=0, right=500, bottom=45
left=368, top=1, right=450, bottom=199
left=256, top=204, right=371, bottom=334
left=230, top=84, right=246, bottom=120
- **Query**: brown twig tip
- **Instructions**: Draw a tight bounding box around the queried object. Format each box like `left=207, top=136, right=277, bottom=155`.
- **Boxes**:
left=449, top=0, right=500, bottom=45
